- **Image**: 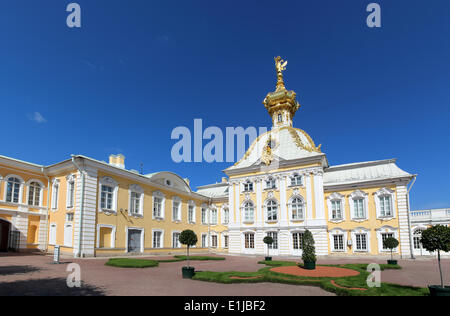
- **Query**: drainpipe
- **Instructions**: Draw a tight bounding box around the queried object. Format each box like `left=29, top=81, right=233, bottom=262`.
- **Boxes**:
left=41, top=167, right=50, bottom=254
left=208, top=196, right=212, bottom=252
left=71, top=156, right=85, bottom=258
left=406, top=176, right=417, bottom=259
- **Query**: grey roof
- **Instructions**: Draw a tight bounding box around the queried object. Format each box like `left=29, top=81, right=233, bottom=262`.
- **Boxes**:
left=196, top=182, right=229, bottom=198
left=324, top=159, right=414, bottom=186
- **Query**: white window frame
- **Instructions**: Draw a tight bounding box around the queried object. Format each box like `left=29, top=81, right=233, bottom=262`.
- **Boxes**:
left=222, top=206, right=229, bottom=224
left=171, top=196, right=182, bottom=222
left=4, top=175, right=24, bottom=204
left=210, top=233, right=218, bottom=248
left=349, top=190, right=369, bottom=221
left=374, top=188, right=396, bottom=219
left=376, top=226, right=398, bottom=253
left=242, top=200, right=255, bottom=223
left=187, top=200, right=196, bottom=224
left=49, top=223, right=57, bottom=245
left=201, top=204, right=208, bottom=225
left=222, top=233, right=229, bottom=249
left=201, top=233, right=208, bottom=248
left=152, top=191, right=165, bottom=220
left=289, top=195, right=305, bottom=221
left=210, top=208, right=218, bottom=225
left=243, top=179, right=254, bottom=192
left=265, top=176, right=276, bottom=190
left=243, top=232, right=255, bottom=250
left=266, top=231, right=278, bottom=249
left=98, top=176, right=118, bottom=213
left=152, top=229, right=164, bottom=248
left=351, top=228, right=371, bottom=253
left=290, top=173, right=303, bottom=187
left=64, top=223, right=73, bottom=247
left=26, top=179, right=44, bottom=207
left=66, top=175, right=76, bottom=209
left=265, top=199, right=278, bottom=222
left=172, top=231, right=181, bottom=248
left=129, top=184, right=144, bottom=216
left=329, top=228, right=347, bottom=253
left=96, top=224, right=116, bottom=248
left=327, top=192, right=346, bottom=223
left=51, top=179, right=60, bottom=210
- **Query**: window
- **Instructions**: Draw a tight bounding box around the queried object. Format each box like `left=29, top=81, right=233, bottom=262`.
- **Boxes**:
left=172, top=200, right=181, bottom=221
left=413, top=230, right=422, bottom=250
left=222, top=208, right=229, bottom=224
left=224, top=235, right=229, bottom=248
left=293, top=232, right=304, bottom=250
left=381, top=233, right=394, bottom=250
left=153, top=231, right=162, bottom=248
left=333, top=235, right=344, bottom=251
left=379, top=196, right=392, bottom=217
left=201, top=208, right=208, bottom=224
left=267, top=200, right=278, bottom=221
left=64, top=224, right=73, bottom=247
left=290, top=174, right=302, bottom=186
left=291, top=197, right=304, bottom=220
left=355, top=234, right=367, bottom=251
left=172, top=232, right=181, bottom=248
left=49, top=224, right=57, bottom=245
left=153, top=197, right=163, bottom=218
left=211, top=235, right=218, bottom=248
left=267, top=232, right=278, bottom=249
left=278, top=113, right=282, bottom=122
left=66, top=213, right=74, bottom=222
left=28, top=182, right=41, bottom=206
left=243, top=181, right=253, bottom=192
left=243, top=201, right=254, bottom=222
left=244, top=233, right=254, bottom=249
left=353, top=198, right=365, bottom=219
left=6, top=177, right=21, bottom=203
left=201, top=234, right=207, bottom=248
left=130, top=192, right=142, bottom=215
left=210, top=209, right=218, bottom=225
left=188, top=205, right=195, bottom=223
left=67, top=180, right=75, bottom=208
left=51, top=182, right=60, bottom=209
left=266, top=177, right=276, bottom=189
left=100, top=185, right=113, bottom=210
left=331, top=200, right=342, bottom=220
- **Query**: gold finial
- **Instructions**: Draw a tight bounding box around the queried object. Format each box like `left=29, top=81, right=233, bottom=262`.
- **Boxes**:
left=274, top=56, right=288, bottom=91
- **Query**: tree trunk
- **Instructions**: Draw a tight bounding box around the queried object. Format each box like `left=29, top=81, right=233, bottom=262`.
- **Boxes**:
left=391, top=249, right=393, bottom=261
left=438, top=250, right=444, bottom=288
left=187, top=246, right=190, bottom=269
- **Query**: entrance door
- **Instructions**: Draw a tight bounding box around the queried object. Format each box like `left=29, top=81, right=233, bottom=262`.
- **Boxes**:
left=127, top=229, right=142, bottom=253
left=0, top=220, right=11, bottom=252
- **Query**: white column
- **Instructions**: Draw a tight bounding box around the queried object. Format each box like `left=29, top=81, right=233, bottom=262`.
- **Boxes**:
left=396, top=184, right=411, bottom=258
left=280, top=175, right=288, bottom=226
left=305, top=173, right=313, bottom=220
left=313, top=171, right=325, bottom=219
left=228, top=181, right=235, bottom=225
left=235, top=181, right=241, bottom=225
left=256, top=178, right=263, bottom=226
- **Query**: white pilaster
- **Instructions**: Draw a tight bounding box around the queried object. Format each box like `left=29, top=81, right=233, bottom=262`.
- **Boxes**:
left=313, top=171, right=325, bottom=219
left=280, top=175, right=288, bottom=226
left=305, top=173, right=313, bottom=220
left=256, top=178, right=263, bottom=226
left=396, top=184, right=412, bottom=258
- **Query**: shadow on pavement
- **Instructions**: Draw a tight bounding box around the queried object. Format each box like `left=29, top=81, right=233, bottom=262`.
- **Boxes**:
left=0, top=265, right=42, bottom=276
left=0, top=278, right=106, bottom=296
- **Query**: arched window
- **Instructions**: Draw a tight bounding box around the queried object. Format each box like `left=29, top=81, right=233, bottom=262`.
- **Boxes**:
left=267, top=200, right=278, bottom=221
left=291, top=197, right=304, bottom=220
left=6, top=177, right=21, bottom=203
left=28, top=182, right=41, bottom=206
left=278, top=113, right=282, bottom=123
left=243, top=201, right=254, bottom=222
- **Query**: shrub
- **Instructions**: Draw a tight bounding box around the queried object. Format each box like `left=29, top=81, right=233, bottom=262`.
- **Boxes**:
left=179, top=230, right=198, bottom=268
left=420, top=225, right=450, bottom=288
left=263, top=236, right=274, bottom=257
left=383, top=237, right=399, bottom=261
left=302, top=230, right=316, bottom=263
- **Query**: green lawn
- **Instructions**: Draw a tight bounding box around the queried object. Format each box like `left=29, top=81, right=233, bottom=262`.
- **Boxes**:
left=193, top=260, right=428, bottom=296
left=105, top=255, right=226, bottom=267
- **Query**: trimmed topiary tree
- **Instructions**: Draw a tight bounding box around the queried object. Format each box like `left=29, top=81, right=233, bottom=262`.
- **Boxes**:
left=420, top=225, right=450, bottom=290
left=302, top=230, right=316, bottom=270
left=383, top=237, right=399, bottom=263
left=263, top=236, right=274, bottom=260
left=179, top=230, right=198, bottom=269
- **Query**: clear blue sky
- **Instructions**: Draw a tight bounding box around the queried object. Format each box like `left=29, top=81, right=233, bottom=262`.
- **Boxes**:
left=1, top=0, right=449, bottom=210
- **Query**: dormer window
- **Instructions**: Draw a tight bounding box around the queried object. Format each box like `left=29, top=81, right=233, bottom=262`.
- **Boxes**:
left=290, top=173, right=302, bottom=186
left=266, top=177, right=276, bottom=189
left=243, top=180, right=253, bottom=192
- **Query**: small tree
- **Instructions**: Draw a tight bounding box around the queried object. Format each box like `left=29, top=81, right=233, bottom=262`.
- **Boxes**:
left=179, top=230, right=198, bottom=269
left=383, top=237, right=399, bottom=261
left=302, top=230, right=316, bottom=263
left=263, top=236, right=274, bottom=258
left=420, top=225, right=450, bottom=288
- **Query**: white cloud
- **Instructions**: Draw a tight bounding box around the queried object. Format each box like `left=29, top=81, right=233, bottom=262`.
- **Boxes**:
left=27, top=112, right=47, bottom=123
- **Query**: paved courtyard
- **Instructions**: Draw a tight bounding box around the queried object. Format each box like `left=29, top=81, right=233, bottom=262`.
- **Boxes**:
left=0, top=253, right=448, bottom=296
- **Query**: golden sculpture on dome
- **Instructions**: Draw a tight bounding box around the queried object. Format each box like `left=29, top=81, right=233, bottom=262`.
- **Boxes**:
left=274, top=56, right=287, bottom=91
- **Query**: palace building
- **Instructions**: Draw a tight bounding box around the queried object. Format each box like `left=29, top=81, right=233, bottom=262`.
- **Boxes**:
left=0, top=57, right=448, bottom=258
